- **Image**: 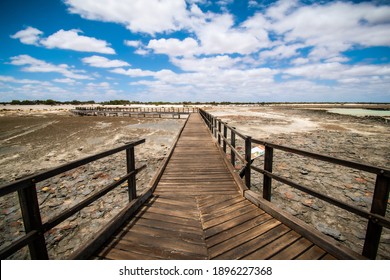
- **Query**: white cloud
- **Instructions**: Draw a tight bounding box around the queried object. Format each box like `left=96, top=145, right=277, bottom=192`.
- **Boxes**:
left=124, top=40, right=141, bottom=48
left=82, top=55, right=130, bottom=68
left=269, top=2, right=390, bottom=60
left=40, top=29, right=115, bottom=54
left=110, top=67, right=156, bottom=77
left=9, top=55, right=91, bottom=80
left=147, top=38, right=199, bottom=57
left=284, top=62, right=390, bottom=81
left=171, top=55, right=239, bottom=72
left=53, top=78, right=77, bottom=84
left=11, top=27, right=115, bottom=54
left=194, top=13, right=265, bottom=55
left=64, top=0, right=188, bottom=35
left=266, top=0, right=299, bottom=21
left=0, top=75, right=44, bottom=84
left=87, top=81, right=110, bottom=88
left=260, top=43, right=304, bottom=60
left=10, top=26, right=43, bottom=46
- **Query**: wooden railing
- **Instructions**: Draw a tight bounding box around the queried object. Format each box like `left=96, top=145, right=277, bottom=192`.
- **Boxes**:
left=0, top=139, right=145, bottom=260
left=199, top=109, right=390, bottom=259
left=74, top=106, right=198, bottom=113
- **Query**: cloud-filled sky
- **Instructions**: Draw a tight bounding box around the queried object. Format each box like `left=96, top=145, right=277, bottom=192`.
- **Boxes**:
left=1, top=0, right=390, bottom=102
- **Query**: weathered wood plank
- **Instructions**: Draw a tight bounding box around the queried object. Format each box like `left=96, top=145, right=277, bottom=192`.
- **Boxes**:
left=243, top=230, right=301, bottom=260
left=206, top=213, right=274, bottom=248
left=204, top=209, right=264, bottom=238
left=269, top=237, right=313, bottom=260
left=213, top=224, right=290, bottom=260
left=294, top=245, right=327, bottom=260
left=209, top=218, right=282, bottom=259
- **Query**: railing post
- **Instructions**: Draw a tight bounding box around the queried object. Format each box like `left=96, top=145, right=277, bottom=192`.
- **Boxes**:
left=126, top=147, right=137, bottom=201
left=245, top=136, right=252, bottom=189
left=263, top=145, right=274, bottom=201
left=18, top=181, right=49, bottom=259
left=231, top=129, right=236, bottom=167
left=223, top=124, right=227, bottom=153
left=362, top=174, right=390, bottom=259
left=213, top=118, right=217, bottom=138
left=218, top=120, right=221, bottom=146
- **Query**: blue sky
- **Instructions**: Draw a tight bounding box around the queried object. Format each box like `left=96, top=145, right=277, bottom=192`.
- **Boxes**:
left=1, top=0, right=390, bottom=102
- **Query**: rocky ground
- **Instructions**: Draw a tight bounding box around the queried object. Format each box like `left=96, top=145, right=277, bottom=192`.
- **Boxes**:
left=0, top=108, right=184, bottom=259
left=208, top=106, right=390, bottom=259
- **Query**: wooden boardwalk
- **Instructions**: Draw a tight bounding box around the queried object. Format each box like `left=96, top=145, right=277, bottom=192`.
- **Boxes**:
left=93, top=114, right=337, bottom=260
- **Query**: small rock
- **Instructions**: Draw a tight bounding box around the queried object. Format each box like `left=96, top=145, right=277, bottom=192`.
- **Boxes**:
left=302, top=199, right=320, bottom=210
left=381, top=234, right=390, bottom=244
left=300, top=169, right=309, bottom=175
left=82, top=188, right=93, bottom=196
left=48, top=201, right=63, bottom=208
left=316, top=223, right=346, bottom=241
left=345, top=192, right=361, bottom=202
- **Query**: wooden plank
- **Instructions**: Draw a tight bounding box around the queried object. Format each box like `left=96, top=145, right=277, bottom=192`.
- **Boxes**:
left=209, top=218, right=282, bottom=259
left=213, top=224, right=290, bottom=260
left=204, top=209, right=264, bottom=238
left=206, top=213, right=274, bottom=248
left=135, top=211, right=203, bottom=231
left=116, top=229, right=208, bottom=257
left=118, top=224, right=205, bottom=245
left=295, top=245, right=327, bottom=260
left=197, top=196, right=246, bottom=212
left=99, top=247, right=157, bottom=260
left=135, top=217, right=205, bottom=238
left=138, top=205, right=201, bottom=221
left=202, top=204, right=260, bottom=229
left=201, top=201, right=263, bottom=223
left=321, top=253, right=338, bottom=260
left=269, top=237, right=313, bottom=260
left=100, top=238, right=204, bottom=260
left=243, top=230, right=301, bottom=260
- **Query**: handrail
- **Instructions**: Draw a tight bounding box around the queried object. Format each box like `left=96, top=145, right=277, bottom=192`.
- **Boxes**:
left=251, top=138, right=389, bottom=177
left=0, top=140, right=144, bottom=197
left=0, top=139, right=145, bottom=260
left=199, top=108, right=390, bottom=259
left=73, top=106, right=199, bottom=114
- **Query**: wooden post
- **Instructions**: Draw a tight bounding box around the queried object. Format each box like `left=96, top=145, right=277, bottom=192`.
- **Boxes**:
left=218, top=120, right=221, bottom=146
left=223, top=124, right=227, bottom=153
left=18, top=182, right=49, bottom=259
left=263, top=145, right=274, bottom=201
left=213, top=118, right=217, bottom=138
left=231, top=129, right=236, bottom=167
left=126, top=147, right=136, bottom=201
left=245, top=136, right=252, bottom=189
left=362, top=174, right=390, bottom=259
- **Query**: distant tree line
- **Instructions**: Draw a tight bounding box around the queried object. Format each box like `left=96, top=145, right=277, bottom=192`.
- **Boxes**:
left=1, top=100, right=387, bottom=106
left=1, top=100, right=96, bottom=105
